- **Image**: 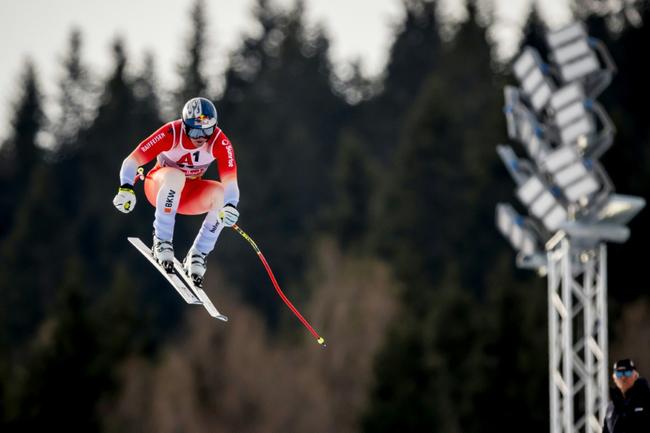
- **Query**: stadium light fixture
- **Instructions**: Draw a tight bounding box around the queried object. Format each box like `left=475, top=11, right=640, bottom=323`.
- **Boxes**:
left=549, top=83, right=594, bottom=147
left=504, top=86, right=552, bottom=165
left=548, top=83, right=615, bottom=157
left=499, top=21, right=646, bottom=433
left=513, top=47, right=555, bottom=113
left=516, top=174, right=568, bottom=232
left=557, top=194, right=643, bottom=244
left=496, top=203, right=538, bottom=256
left=591, top=194, right=646, bottom=226
left=496, top=203, right=547, bottom=271
left=497, top=144, right=569, bottom=232
left=541, top=146, right=612, bottom=208
left=546, top=22, right=615, bottom=96
left=496, top=144, right=533, bottom=185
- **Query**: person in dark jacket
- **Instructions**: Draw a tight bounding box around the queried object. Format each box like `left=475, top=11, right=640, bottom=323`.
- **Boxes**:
left=603, top=358, right=650, bottom=433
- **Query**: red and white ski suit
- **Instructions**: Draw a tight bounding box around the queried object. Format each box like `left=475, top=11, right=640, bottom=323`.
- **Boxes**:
left=119, top=119, right=239, bottom=214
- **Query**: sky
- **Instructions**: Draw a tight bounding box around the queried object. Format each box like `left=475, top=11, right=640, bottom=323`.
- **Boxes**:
left=0, top=0, right=573, bottom=141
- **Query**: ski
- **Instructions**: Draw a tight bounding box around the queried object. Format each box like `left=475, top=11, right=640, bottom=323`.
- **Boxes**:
left=127, top=237, right=228, bottom=321
left=127, top=237, right=201, bottom=305
left=172, top=257, right=229, bottom=322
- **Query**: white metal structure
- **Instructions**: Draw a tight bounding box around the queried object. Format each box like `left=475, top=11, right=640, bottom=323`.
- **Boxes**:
left=546, top=237, right=608, bottom=433
left=546, top=22, right=616, bottom=98
left=504, top=86, right=552, bottom=165
left=496, top=21, right=644, bottom=433
left=513, top=47, right=555, bottom=113
left=543, top=146, right=602, bottom=206
left=496, top=203, right=546, bottom=271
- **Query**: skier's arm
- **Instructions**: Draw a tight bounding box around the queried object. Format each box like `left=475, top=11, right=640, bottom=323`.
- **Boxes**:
left=114, top=123, right=174, bottom=214
left=119, top=123, right=175, bottom=186
left=212, top=131, right=240, bottom=207
left=211, top=131, right=240, bottom=226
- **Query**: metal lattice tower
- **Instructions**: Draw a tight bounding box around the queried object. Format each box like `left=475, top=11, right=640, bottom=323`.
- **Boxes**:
left=547, top=238, right=608, bottom=433
left=495, top=22, right=645, bottom=433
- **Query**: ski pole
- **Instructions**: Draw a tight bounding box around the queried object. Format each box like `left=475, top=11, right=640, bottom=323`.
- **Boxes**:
left=133, top=167, right=145, bottom=185
left=231, top=224, right=326, bottom=348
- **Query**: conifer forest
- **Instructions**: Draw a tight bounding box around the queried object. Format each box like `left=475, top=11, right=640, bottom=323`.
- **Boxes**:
left=1, top=1, right=649, bottom=432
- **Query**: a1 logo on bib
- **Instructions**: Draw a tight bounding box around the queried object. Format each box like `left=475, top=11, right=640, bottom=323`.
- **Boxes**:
left=176, top=151, right=200, bottom=168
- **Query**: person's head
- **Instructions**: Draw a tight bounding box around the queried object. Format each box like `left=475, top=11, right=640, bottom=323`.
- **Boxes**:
left=181, top=97, right=218, bottom=146
left=612, top=358, right=639, bottom=394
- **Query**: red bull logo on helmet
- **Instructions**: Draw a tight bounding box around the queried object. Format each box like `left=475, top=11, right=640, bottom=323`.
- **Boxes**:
left=197, top=114, right=213, bottom=126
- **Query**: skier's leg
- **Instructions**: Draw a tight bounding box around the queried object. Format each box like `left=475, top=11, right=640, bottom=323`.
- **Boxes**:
left=177, top=180, right=226, bottom=284
left=194, top=210, right=226, bottom=252
left=144, top=167, right=186, bottom=269
left=145, top=167, right=186, bottom=239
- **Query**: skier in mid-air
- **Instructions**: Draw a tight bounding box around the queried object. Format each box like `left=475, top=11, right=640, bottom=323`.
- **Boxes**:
left=112, top=97, right=239, bottom=287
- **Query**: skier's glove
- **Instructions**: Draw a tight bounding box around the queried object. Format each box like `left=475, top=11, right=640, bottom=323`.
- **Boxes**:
left=218, top=204, right=239, bottom=227
left=113, top=185, right=136, bottom=213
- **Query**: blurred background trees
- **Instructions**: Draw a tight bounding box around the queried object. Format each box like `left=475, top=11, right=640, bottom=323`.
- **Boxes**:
left=0, top=0, right=648, bottom=432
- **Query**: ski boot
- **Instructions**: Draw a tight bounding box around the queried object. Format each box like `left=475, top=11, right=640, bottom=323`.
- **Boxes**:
left=152, top=234, right=174, bottom=272
left=183, top=247, right=208, bottom=287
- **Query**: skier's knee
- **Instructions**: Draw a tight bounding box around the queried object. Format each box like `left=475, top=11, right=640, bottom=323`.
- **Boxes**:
left=161, top=168, right=186, bottom=189
left=208, top=184, right=225, bottom=211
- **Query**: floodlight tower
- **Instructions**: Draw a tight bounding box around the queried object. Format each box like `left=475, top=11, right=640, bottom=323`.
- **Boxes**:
left=495, top=22, right=645, bottom=433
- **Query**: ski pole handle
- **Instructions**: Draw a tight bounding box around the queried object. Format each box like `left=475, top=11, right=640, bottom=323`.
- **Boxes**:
left=129, top=167, right=145, bottom=187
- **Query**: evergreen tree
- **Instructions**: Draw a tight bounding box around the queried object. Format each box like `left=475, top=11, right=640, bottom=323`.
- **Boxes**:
left=585, top=9, right=650, bottom=303
left=0, top=164, right=68, bottom=347
left=52, top=28, right=96, bottom=156
left=78, top=38, right=159, bottom=260
left=326, top=129, right=377, bottom=251
left=364, top=7, right=531, bottom=432
left=438, top=2, right=509, bottom=294
left=572, top=0, right=646, bottom=30
left=50, top=29, right=97, bottom=219
left=0, top=61, right=46, bottom=233
left=74, top=38, right=179, bottom=337
left=355, top=0, right=443, bottom=163
left=333, top=59, right=376, bottom=105
left=370, top=68, right=468, bottom=303
left=0, top=63, right=51, bottom=346
left=133, top=52, right=162, bottom=122
left=4, top=258, right=106, bottom=432
left=472, top=255, right=548, bottom=433
left=2, top=2, right=649, bottom=431
left=218, top=0, right=348, bottom=316
left=173, top=0, right=210, bottom=109
left=362, top=266, right=485, bottom=433
left=220, top=0, right=277, bottom=110
left=96, top=262, right=151, bottom=362
left=519, top=6, right=550, bottom=59
left=369, top=2, right=506, bottom=298
left=5, top=61, right=45, bottom=178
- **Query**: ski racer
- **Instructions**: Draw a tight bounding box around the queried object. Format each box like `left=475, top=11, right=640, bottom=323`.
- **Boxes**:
left=112, top=97, right=240, bottom=287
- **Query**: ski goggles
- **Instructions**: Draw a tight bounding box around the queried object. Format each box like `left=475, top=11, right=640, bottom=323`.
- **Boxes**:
left=614, top=369, right=634, bottom=378
left=186, top=126, right=215, bottom=139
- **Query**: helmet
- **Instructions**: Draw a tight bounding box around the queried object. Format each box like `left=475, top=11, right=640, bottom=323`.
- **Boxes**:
left=182, top=97, right=218, bottom=139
